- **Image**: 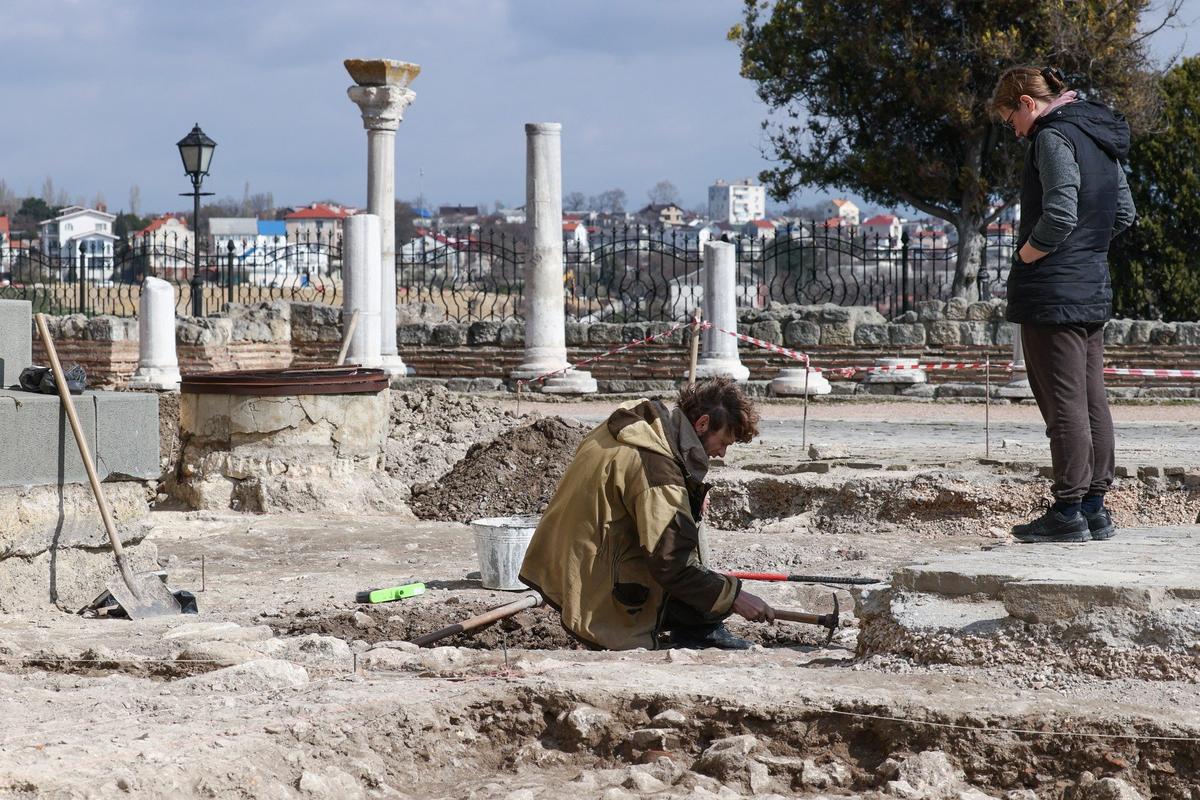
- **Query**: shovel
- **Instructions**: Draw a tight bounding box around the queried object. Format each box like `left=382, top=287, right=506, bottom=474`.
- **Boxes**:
left=34, top=314, right=181, bottom=619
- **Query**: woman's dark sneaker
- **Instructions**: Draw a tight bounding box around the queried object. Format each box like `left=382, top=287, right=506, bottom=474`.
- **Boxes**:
left=1084, top=507, right=1117, bottom=540
left=1012, top=507, right=1090, bottom=543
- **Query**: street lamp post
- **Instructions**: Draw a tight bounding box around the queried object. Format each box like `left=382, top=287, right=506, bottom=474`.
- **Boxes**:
left=176, top=124, right=217, bottom=316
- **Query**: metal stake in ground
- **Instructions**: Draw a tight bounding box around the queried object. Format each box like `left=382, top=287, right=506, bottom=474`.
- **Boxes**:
left=802, top=354, right=811, bottom=453
left=985, top=353, right=991, bottom=459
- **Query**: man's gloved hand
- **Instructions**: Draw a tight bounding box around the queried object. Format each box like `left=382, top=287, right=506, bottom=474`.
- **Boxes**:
left=731, top=589, right=775, bottom=623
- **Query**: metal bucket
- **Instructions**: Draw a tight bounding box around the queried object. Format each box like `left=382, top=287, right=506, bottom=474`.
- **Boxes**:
left=470, top=515, right=539, bottom=591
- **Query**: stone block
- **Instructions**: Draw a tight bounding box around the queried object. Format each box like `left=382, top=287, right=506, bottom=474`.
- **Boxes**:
left=960, top=321, right=991, bottom=346
left=890, top=324, right=926, bottom=346
left=498, top=320, right=524, bottom=346
left=1106, top=386, right=1140, bottom=399
left=864, top=383, right=898, bottom=395
left=645, top=321, right=683, bottom=346
left=915, top=300, right=945, bottom=322
left=289, top=302, right=342, bottom=344
left=820, top=323, right=853, bottom=346
left=564, top=321, right=589, bottom=346
left=620, top=323, right=648, bottom=343
left=224, top=300, right=291, bottom=343
left=927, top=321, right=962, bottom=346
left=783, top=320, right=820, bottom=348
left=965, top=301, right=993, bottom=321
left=93, top=391, right=159, bottom=480
left=992, top=321, right=1016, bottom=346
left=1103, top=319, right=1132, bottom=345
left=829, top=381, right=858, bottom=395
left=891, top=310, right=919, bottom=324
left=588, top=323, right=624, bottom=345
left=1174, top=322, right=1200, bottom=346
left=1127, top=320, right=1158, bottom=345
left=748, top=320, right=782, bottom=345
left=85, top=316, right=137, bottom=342
left=0, top=389, right=97, bottom=487
left=0, top=300, right=32, bottom=388
left=176, top=317, right=233, bottom=346
left=1141, top=386, right=1192, bottom=399
left=848, top=306, right=887, bottom=326
left=934, top=383, right=968, bottom=398
left=900, top=383, right=937, bottom=398
left=467, top=320, right=501, bottom=345
left=944, top=297, right=969, bottom=320
left=854, top=324, right=890, bottom=346
left=1002, top=580, right=1164, bottom=623
left=1150, top=323, right=1177, bottom=345
left=395, top=323, right=433, bottom=345
left=445, top=377, right=473, bottom=392
left=818, top=304, right=851, bottom=324
left=57, top=314, right=89, bottom=340
left=469, top=378, right=505, bottom=392
left=430, top=323, right=465, bottom=347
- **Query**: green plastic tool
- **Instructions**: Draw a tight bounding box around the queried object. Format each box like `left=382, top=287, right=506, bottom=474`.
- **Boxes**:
left=355, top=582, right=426, bottom=604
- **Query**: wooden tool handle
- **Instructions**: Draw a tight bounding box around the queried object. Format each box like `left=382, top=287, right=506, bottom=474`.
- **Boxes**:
left=773, top=608, right=824, bottom=626
left=410, top=593, right=543, bottom=647
left=34, top=314, right=139, bottom=596
left=335, top=310, right=361, bottom=366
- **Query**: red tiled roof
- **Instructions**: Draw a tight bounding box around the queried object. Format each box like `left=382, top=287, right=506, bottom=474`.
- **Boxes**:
left=749, top=219, right=775, bottom=228
left=137, top=214, right=189, bottom=236
left=285, top=204, right=353, bottom=220
left=0, top=216, right=9, bottom=236
left=863, top=214, right=898, bottom=226
left=563, top=222, right=581, bottom=231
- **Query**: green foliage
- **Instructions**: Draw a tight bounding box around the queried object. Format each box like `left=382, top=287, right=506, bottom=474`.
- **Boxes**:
left=16, top=196, right=55, bottom=222
left=1111, top=57, right=1200, bottom=320
left=732, top=0, right=1161, bottom=297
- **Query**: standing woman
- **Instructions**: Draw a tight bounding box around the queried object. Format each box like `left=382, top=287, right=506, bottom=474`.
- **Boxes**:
left=990, top=66, right=1136, bottom=543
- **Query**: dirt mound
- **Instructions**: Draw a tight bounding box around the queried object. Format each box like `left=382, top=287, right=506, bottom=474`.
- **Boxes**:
left=386, top=385, right=527, bottom=487
left=410, top=416, right=589, bottom=522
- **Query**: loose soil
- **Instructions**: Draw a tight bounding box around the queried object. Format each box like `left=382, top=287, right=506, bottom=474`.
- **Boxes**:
left=410, top=416, right=588, bottom=522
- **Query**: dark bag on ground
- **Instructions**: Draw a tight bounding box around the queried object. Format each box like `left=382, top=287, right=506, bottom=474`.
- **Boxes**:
left=17, top=364, right=87, bottom=394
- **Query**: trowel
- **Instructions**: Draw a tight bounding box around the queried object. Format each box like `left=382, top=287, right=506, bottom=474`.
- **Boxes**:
left=34, top=314, right=182, bottom=619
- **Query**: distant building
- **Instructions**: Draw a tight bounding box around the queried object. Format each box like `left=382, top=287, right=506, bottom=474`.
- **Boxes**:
left=637, top=203, right=685, bottom=227
left=496, top=207, right=526, bottom=225
left=132, top=214, right=194, bottom=279
left=826, top=198, right=860, bottom=226
left=0, top=216, right=10, bottom=270
left=708, top=178, right=766, bottom=225
left=284, top=203, right=354, bottom=242
left=38, top=206, right=118, bottom=283
left=861, top=213, right=903, bottom=242
left=742, top=219, right=777, bottom=239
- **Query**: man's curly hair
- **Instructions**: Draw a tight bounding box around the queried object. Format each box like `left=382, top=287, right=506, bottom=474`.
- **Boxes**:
left=676, top=377, right=759, bottom=443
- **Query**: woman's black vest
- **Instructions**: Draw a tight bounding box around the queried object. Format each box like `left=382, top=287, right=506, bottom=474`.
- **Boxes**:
left=1006, top=101, right=1124, bottom=325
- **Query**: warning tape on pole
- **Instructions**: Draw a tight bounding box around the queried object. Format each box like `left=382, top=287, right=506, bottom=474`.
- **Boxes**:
left=517, top=320, right=696, bottom=387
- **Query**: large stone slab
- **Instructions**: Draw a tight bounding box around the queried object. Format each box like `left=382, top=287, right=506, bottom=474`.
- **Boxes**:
left=0, top=299, right=32, bottom=388
left=0, top=389, right=160, bottom=487
left=859, top=527, right=1200, bottom=680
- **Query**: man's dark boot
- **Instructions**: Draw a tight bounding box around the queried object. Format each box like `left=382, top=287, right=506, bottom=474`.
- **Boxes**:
left=670, top=623, right=753, bottom=650
left=1012, top=505, right=1089, bottom=543
left=1084, top=507, right=1117, bottom=540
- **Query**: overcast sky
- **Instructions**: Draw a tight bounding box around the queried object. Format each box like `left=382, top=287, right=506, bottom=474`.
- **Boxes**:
left=2, top=0, right=1196, bottom=218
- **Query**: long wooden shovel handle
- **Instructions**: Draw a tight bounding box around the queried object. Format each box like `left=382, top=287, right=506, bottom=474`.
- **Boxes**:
left=335, top=310, right=361, bottom=366
left=410, top=593, right=543, bottom=647
left=34, top=314, right=139, bottom=598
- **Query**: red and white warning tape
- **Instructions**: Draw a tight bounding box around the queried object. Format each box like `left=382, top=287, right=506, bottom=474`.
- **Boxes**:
left=1102, top=367, right=1200, bottom=378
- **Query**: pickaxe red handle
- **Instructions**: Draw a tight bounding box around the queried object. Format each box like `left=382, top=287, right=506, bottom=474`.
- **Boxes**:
left=729, top=571, right=878, bottom=585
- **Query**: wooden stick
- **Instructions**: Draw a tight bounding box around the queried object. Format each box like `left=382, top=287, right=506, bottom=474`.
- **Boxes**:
left=34, top=314, right=140, bottom=599
left=687, top=308, right=702, bottom=387
left=802, top=355, right=811, bottom=453
left=985, top=353, right=991, bottom=458
left=335, top=310, right=361, bottom=366
left=410, top=593, right=543, bottom=647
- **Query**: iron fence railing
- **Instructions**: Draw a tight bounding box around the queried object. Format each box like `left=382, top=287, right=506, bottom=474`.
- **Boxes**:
left=0, top=223, right=1014, bottom=322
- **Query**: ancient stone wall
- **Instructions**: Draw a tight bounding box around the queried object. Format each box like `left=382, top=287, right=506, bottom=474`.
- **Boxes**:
left=26, top=300, right=1200, bottom=391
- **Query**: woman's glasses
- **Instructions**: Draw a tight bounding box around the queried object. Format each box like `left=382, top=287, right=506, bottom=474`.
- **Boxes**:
left=1002, top=107, right=1018, bottom=131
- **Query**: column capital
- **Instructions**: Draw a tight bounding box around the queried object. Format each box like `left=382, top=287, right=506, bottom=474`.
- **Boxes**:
left=524, top=122, right=562, bottom=136
left=348, top=85, right=416, bottom=131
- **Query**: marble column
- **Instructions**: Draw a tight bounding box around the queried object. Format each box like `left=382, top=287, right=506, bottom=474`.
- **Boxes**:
left=998, top=323, right=1035, bottom=398
left=863, top=357, right=927, bottom=386
left=346, top=58, right=418, bottom=378
left=129, top=276, right=181, bottom=390
left=512, top=122, right=596, bottom=394
left=342, top=213, right=382, bottom=367
left=694, top=240, right=749, bottom=381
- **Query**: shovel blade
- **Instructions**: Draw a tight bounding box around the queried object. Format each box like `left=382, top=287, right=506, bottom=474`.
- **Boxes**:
left=106, top=572, right=182, bottom=619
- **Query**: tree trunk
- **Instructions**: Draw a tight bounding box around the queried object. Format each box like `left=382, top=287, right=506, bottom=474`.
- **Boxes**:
left=951, top=217, right=986, bottom=301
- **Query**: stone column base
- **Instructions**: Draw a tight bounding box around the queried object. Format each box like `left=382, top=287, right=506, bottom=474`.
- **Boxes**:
left=997, top=372, right=1035, bottom=399
left=770, top=367, right=831, bottom=396
left=864, top=357, right=926, bottom=384
left=539, top=369, right=597, bottom=395
left=128, top=366, right=181, bottom=391
left=379, top=354, right=408, bottom=378
left=694, top=359, right=750, bottom=382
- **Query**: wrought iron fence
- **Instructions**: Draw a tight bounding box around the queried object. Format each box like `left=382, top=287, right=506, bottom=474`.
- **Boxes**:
left=0, top=230, right=342, bottom=317
left=0, top=222, right=1015, bottom=322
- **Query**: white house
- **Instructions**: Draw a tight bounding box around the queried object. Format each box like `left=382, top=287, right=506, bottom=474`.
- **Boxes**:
left=209, top=218, right=317, bottom=285
left=861, top=213, right=903, bottom=245
left=132, top=214, right=194, bottom=280
left=497, top=206, right=527, bottom=225
left=826, top=198, right=860, bottom=226
left=283, top=203, right=354, bottom=243
left=39, top=206, right=119, bottom=283
left=708, top=178, right=766, bottom=225
left=563, top=221, right=590, bottom=250
left=742, top=219, right=777, bottom=239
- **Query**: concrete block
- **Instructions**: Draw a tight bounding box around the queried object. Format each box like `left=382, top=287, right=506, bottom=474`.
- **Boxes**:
left=93, top=391, right=159, bottom=480
left=0, top=300, right=32, bottom=388
left=0, top=389, right=97, bottom=487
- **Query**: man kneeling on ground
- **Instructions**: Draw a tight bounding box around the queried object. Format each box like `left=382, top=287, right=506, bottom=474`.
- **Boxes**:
left=520, top=377, right=774, bottom=650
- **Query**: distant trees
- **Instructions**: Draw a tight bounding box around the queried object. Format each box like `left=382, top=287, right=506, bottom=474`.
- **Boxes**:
left=589, top=188, right=627, bottom=214
left=564, top=192, right=587, bottom=212
left=647, top=180, right=681, bottom=206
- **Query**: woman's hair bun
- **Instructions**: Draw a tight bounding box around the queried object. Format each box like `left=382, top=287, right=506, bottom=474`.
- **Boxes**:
left=1040, top=66, right=1067, bottom=90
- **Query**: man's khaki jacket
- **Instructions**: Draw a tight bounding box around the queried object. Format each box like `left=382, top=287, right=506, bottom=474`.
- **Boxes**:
left=519, top=399, right=741, bottom=650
